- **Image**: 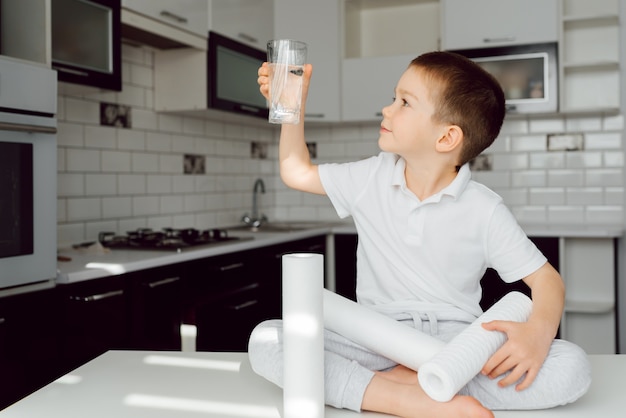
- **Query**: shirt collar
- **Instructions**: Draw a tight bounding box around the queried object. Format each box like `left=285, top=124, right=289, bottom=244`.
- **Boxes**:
left=391, top=157, right=471, bottom=201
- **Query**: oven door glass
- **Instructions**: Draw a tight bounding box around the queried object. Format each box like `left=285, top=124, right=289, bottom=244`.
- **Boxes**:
left=0, top=142, right=34, bottom=258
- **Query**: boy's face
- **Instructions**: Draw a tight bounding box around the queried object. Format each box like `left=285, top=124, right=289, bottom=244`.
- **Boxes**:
left=378, top=67, right=447, bottom=160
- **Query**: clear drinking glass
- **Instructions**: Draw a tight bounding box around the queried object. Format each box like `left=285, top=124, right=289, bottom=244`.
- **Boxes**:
left=266, top=39, right=307, bottom=124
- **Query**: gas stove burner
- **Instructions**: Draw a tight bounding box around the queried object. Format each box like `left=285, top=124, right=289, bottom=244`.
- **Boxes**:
left=98, top=227, right=245, bottom=251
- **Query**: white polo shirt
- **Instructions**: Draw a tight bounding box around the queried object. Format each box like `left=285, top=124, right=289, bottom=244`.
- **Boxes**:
left=319, top=152, right=546, bottom=320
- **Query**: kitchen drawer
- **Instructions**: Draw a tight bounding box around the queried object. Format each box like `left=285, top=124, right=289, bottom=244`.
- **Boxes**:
left=59, top=276, right=130, bottom=371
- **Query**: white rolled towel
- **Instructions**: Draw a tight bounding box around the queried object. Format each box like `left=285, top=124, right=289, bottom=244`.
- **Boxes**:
left=418, top=291, right=533, bottom=402
left=323, top=289, right=446, bottom=371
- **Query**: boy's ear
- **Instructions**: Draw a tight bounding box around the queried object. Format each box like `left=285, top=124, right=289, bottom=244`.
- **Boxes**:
left=436, top=125, right=463, bottom=153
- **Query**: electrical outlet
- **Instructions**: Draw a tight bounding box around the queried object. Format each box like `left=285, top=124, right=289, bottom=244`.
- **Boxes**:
left=547, top=133, right=584, bottom=151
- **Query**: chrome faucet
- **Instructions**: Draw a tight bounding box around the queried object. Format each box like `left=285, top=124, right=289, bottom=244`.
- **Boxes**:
left=241, top=178, right=268, bottom=228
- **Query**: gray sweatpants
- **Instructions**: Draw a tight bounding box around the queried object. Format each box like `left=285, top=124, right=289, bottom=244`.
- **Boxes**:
left=248, top=316, right=591, bottom=412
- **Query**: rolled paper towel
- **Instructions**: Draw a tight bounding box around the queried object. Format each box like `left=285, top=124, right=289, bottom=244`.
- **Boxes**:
left=282, top=253, right=325, bottom=418
left=418, top=291, right=533, bottom=402
left=323, top=289, right=446, bottom=371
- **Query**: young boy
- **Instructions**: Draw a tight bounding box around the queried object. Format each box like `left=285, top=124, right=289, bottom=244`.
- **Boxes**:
left=248, top=51, right=591, bottom=418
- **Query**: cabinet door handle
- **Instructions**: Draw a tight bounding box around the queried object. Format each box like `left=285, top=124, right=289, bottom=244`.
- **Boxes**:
left=146, top=276, right=180, bottom=289
left=219, top=262, right=245, bottom=272
left=70, top=289, right=124, bottom=302
left=483, top=36, right=515, bottom=44
left=160, top=10, right=188, bottom=24
left=226, top=299, right=259, bottom=311
left=305, top=113, right=326, bottom=118
left=0, top=121, right=57, bottom=134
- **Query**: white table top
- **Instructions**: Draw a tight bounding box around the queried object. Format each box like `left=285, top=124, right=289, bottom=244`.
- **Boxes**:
left=1, top=351, right=623, bottom=417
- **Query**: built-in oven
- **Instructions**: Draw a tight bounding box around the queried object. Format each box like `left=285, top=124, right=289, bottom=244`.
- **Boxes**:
left=0, top=56, right=58, bottom=289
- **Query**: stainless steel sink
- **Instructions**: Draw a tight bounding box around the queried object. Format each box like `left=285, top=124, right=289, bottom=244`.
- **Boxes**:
left=228, top=221, right=327, bottom=233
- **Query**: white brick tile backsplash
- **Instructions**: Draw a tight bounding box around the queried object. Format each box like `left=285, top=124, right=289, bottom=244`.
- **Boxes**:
left=58, top=173, right=84, bottom=196
left=512, top=170, right=547, bottom=187
left=118, top=129, right=146, bottom=151
left=130, top=64, right=153, bottom=88
left=548, top=170, right=584, bottom=187
left=102, top=197, right=132, bottom=218
left=57, top=122, right=84, bottom=147
left=604, top=151, right=624, bottom=167
left=585, top=206, right=623, bottom=224
left=511, top=135, right=547, bottom=152
left=585, top=168, right=623, bottom=187
left=605, top=187, right=624, bottom=205
left=118, top=174, right=146, bottom=195
left=566, top=152, right=602, bottom=169
left=565, top=117, right=602, bottom=132
left=132, top=153, right=159, bottom=172
left=102, top=150, right=131, bottom=172
left=65, top=98, right=99, bottom=124
left=67, top=198, right=101, bottom=221
left=85, top=173, right=117, bottom=195
left=132, top=108, right=159, bottom=131
left=159, top=154, right=181, bottom=173
left=513, top=206, right=547, bottom=224
left=132, top=196, right=160, bottom=216
left=529, top=117, right=565, bottom=133
left=603, top=114, right=624, bottom=131
left=55, top=43, right=625, bottom=245
left=147, top=174, right=172, bottom=194
left=500, top=119, right=529, bottom=135
left=160, top=195, right=184, bottom=214
left=530, top=188, right=565, bottom=205
left=492, top=153, right=528, bottom=170
left=547, top=206, right=584, bottom=224
left=66, top=149, right=100, bottom=172
left=146, top=132, right=172, bottom=152
left=584, top=132, right=622, bottom=149
left=530, top=152, right=565, bottom=169
left=566, top=187, right=604, bottom=205
left=85, top=126, right=116, bottom=149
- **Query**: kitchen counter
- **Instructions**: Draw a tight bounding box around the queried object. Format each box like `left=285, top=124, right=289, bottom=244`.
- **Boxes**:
left=1, top=350, right=623, bottom=417
left=56, top=222, right=623, bottom=285
left=56, top=223, right=340, bottom=284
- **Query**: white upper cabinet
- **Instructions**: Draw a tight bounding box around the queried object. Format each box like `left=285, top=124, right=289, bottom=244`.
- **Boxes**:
left=441, top=0, right=558, bottom=50
left=209, top=0, right=273, bottom=50
left=341, top=0, right=440, bottom=122
left=122, top=0, right=208, bottom=37
left=274, top=0, right=341, bottom=122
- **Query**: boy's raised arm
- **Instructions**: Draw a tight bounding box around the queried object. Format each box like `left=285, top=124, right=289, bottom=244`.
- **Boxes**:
left=258, top=63, right=325, bottom=195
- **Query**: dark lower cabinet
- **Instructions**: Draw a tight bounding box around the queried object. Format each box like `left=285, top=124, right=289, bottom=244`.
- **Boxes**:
left=0, top=287, right=64, bottom=410
left=128, top=264, right=183, bottom=350
left=185, top=251, right=273, bottom=352
left=59, top=275, right=130, bottom=372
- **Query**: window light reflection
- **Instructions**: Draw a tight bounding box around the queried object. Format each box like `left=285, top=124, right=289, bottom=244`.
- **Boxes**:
left=142, top=355, right=241, bottom=372
left=53, top=374, right=83, bottom=385
left=124, top=394, right=280, bottom=418
left=85, top=262, right=127, bottom=275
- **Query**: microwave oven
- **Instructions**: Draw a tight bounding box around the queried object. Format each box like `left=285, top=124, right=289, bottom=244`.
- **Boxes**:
left=0, top=57, right=58, bottom=290
left=51, top=0, right=121, bottom=91
left=208, top=31, right=269, bottom=119
left=450, top=43, right=558, bottom=114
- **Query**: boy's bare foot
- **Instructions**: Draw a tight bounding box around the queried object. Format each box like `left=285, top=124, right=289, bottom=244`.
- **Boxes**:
left=362, top=373, right=493, bottom=418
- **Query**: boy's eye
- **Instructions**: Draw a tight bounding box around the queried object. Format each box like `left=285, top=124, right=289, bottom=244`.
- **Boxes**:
left=401, top=99, right=409, bottom=107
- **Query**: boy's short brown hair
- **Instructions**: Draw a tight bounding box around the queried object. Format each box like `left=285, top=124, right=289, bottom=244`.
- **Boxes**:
left=410, top=51, right=505, bottom=168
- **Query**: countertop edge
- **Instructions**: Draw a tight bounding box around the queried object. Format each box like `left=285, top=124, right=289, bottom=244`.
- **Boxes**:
left=56, top=222, right=624, bottom=284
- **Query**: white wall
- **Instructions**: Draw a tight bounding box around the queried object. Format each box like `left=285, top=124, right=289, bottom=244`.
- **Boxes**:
left=56, top=42, right=624, bottom=248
